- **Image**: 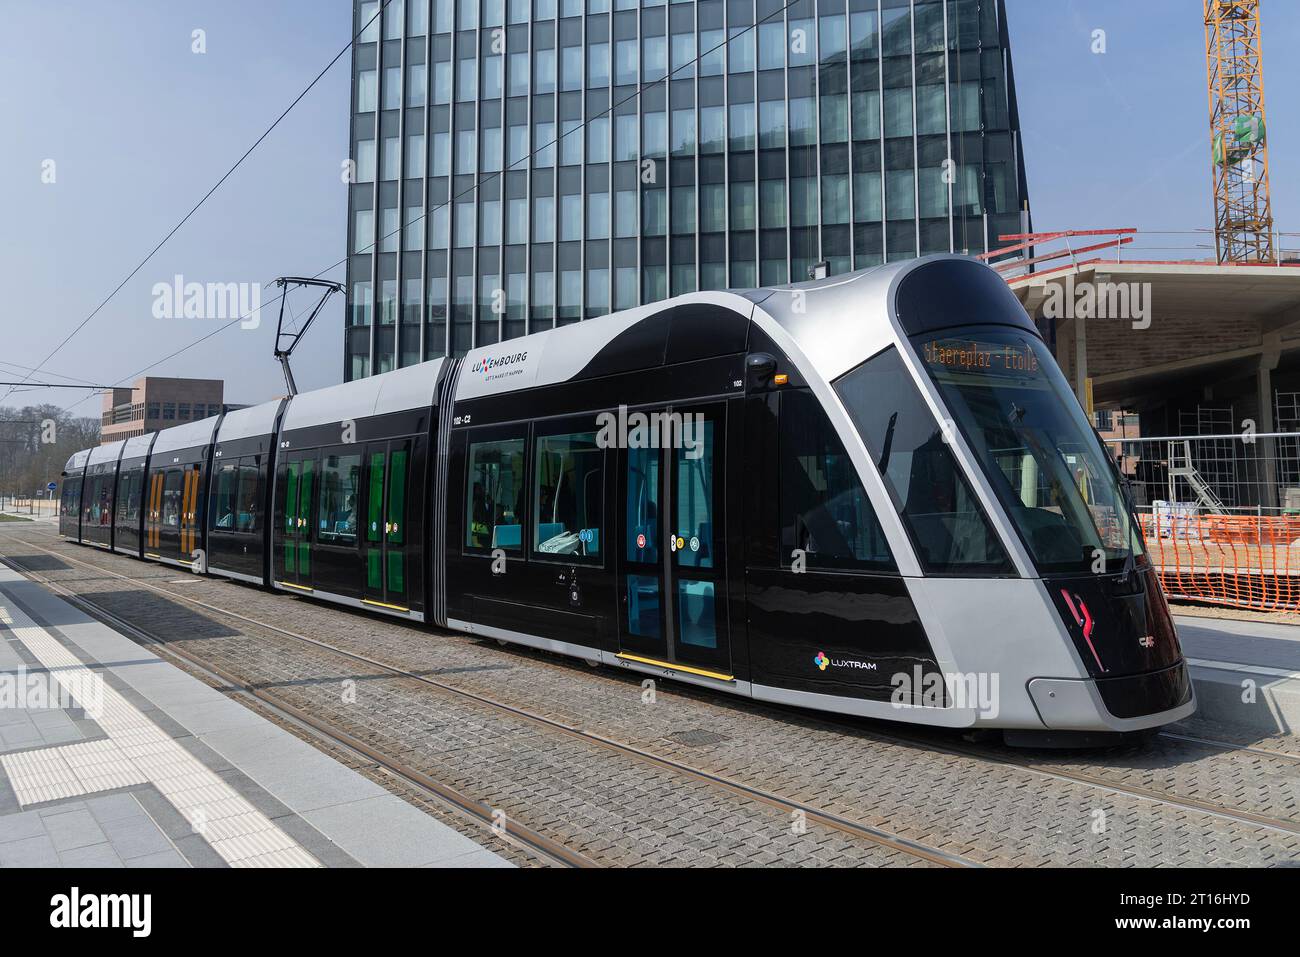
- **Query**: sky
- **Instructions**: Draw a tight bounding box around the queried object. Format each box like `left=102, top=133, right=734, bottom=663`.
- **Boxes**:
left=1, top=0, right=1296, bottom=416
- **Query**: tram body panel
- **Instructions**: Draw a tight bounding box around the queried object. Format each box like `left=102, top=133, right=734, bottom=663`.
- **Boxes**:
left=58, top=449, right=90, bottom=540
left=80, top=441, right=125, bottom=549
left=112, top=433, right=156, bottom=558
left=447, top=298, right=756, bottom=680
left=45, top=256, right=1195, bottom=736
left=141, top=415, right=221, bottom=569
left=208, top=399, right=284, bottom=585
left=270, top=360, right=441, bottom=619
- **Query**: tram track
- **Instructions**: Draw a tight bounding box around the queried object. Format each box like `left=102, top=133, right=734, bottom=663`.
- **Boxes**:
left=0, top=552, right=591, bottom=869
left=6, top=529, right=1298, bottom=855
left=0, top=533, right=976, bottom=868
left=5, top=528, right=1299, bottom=855
left=824, top=721, right=1300, bottom=839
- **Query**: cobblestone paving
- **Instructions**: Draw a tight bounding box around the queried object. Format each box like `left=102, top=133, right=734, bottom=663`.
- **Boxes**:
left=1167, top=713, right=1300, bottom=760
left=4, top=525, right=1299, bottom=867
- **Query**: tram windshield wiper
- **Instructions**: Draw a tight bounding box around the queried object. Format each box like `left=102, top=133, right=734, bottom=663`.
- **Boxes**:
left=877, top=412, right=898, bottom=475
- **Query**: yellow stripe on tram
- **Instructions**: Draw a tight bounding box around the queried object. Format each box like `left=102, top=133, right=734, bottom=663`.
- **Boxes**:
left=361, top=598, right=410, bottom=612
left=615, top=652, right=734, bottom=683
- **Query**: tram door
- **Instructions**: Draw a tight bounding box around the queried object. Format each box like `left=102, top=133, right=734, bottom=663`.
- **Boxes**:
left=616, top=404, right=730, bottom=677
left=279, top=452, right=316, bottom=588
left=144, top=471, right=165, bottom=555
left=179, top=465, right=203, bottom=563
left=153, top=467, right=193, bottom=561
left=361, top=439, right=411, bottom=609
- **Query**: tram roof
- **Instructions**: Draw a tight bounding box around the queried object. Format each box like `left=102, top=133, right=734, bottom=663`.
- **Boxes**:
left=151, top=415, right=221, bottom=457
left=216, top=398, right=283, bottom=445
left=86, top=440, right=126, bottom=468
left=280, top=356, right=445, bottom=433
left=122, top=432, right=156, bottom=461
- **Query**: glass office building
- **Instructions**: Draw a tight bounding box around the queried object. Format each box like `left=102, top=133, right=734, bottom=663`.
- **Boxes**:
left=345, top=0, right=1029, bottom=379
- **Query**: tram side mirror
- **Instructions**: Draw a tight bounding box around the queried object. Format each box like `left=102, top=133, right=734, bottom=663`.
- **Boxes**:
left=746, top=353, right=778, bottom=391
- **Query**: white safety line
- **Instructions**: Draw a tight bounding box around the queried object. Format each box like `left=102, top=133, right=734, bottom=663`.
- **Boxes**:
left=0, top=599, right=319, bottom=868
left=1186, top=656, right=1300, bottom=681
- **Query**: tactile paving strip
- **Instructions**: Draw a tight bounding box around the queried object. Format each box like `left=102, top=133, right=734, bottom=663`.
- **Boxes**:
left=0, top=602, right=319, bottom=868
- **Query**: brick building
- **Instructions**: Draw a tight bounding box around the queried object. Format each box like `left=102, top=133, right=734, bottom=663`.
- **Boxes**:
left=99, top=377, right=228, bottom=444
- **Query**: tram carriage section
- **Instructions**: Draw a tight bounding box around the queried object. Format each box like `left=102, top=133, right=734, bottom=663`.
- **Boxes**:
left=55, top=255, right=1195, bottom=742
left=112, top=432, right=157, bottom=558
left=80, top=440, right=126, bottom=549
left=139, top=415, right=223, bottom=569
left=208, top=399, right=285, bottom=585
left=58, top=448, right=90, bottom=540
left=271, top=363, right=436, bottom=619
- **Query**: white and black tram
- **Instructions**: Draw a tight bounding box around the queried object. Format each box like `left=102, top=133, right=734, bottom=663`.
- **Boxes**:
left=57, top=256, right=1194, bottom=739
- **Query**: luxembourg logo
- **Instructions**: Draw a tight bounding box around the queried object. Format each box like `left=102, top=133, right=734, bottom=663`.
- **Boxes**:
left=471, top=351, right=528, bottom=376
left=814, top=651, right=830, bottom=671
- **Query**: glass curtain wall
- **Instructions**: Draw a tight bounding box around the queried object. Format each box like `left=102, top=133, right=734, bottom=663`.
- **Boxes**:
left=345, top=0, right=1028, bottom=378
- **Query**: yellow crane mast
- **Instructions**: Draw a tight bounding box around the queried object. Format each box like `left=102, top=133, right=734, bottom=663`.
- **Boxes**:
left=1204, top=0, right=1274, bottom=263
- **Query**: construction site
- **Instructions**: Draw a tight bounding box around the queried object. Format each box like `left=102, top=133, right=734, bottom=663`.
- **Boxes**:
left=986, top=1, right=1300, bottom=614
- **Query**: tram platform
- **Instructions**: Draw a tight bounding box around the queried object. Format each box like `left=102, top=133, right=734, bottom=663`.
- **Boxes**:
left=0, top=564, right=508, bottom=868
left=1176, top=613, right=1300, bottom=739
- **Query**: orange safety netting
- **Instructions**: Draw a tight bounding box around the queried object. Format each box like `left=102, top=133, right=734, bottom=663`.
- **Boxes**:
left=1138, top=512, right=1300, bottom=613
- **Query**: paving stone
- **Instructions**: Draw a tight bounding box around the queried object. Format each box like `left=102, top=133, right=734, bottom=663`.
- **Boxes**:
left=0, top=833, right=60, bottom=867
left=41, top=808, right=106, bottom=852
left=125, top=849, right=189, bottom=868
left=101, top=817, right=174, bottom=861
left=7, top=522, right=1300, bottom=867
left=0, top=809, right=46, bottom=844
left=84, top=792, right=148, bottom=825
left=58, top=842, right=124, bottom=868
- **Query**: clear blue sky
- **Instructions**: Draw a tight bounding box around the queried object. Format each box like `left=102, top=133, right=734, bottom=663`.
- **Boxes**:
left=1, top=0, right=1296, bottom=415
left=1007, top=0, right=1298, bottom=248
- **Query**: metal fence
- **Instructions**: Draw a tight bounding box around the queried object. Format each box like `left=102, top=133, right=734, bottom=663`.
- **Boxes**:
left=1102, top=432, right=1300, bottom=612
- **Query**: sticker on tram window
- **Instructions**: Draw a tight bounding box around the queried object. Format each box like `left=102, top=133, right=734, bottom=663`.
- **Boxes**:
left=636, top=533, right=646, bottom=549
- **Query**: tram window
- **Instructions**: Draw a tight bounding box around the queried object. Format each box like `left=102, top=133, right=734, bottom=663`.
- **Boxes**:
left=214, top=464, right=239, bottom=529
left=83, top=476, right=112, bottom=526
left=779, top=389, right=895, bottom=572
left=116, top=474, right=131, bottom=524
left=161, top=470, right=185, bottom=528
left=116, top=470, right=141, bottom=524
left=675, top=420, right=713, bottom=570
left=61, top=480, right=80, bottom=518
left=531, top=430, right=603, bottom=562
left=835, top=348, right=1013, bottom=575
left=318, top=451, right=362, bottom=545
left=466, top=434, right=526, bottom=553
left=236, top=457, right=261, bottom=532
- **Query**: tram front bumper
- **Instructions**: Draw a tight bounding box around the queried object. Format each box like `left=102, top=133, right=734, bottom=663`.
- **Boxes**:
left=1027, top=660, right=1196, bottom=732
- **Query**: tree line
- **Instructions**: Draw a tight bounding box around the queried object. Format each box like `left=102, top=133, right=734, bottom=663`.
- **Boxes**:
left=0, top=404, right=101, bottom=500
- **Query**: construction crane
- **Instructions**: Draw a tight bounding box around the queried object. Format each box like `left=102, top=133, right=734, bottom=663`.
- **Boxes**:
left=1204, top=0, right=1275, bottom=264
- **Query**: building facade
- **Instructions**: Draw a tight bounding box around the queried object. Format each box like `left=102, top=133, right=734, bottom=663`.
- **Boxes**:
left=99, top=377, right=227, bottom=444
left=345, top=0, right=1029, bottom=379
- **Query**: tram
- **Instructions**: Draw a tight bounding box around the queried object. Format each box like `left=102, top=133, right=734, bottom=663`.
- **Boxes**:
left=57, top=256, right=1194, bottom=738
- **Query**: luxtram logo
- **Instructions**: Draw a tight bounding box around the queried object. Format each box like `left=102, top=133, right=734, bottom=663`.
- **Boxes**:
left=471, top=351, right=528, bottom=375
left=813, top=651, right=876, bottom=672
